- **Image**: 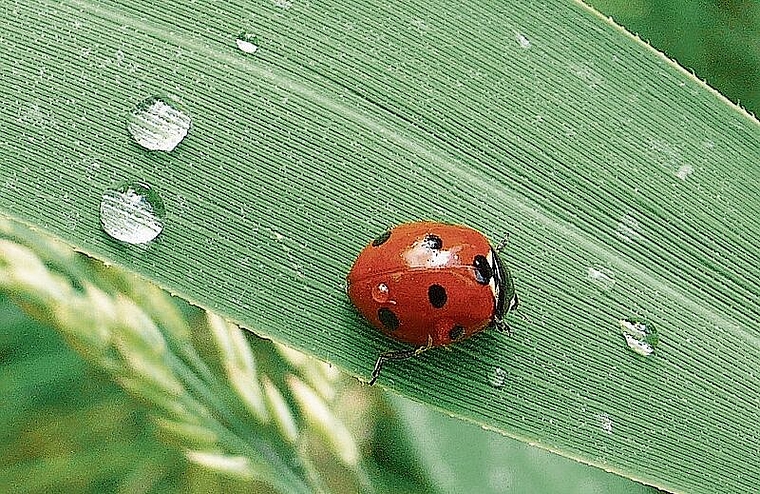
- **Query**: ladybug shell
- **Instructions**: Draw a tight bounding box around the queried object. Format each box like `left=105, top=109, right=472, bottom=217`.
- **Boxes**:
left=347, top=221, right=514, bottom=347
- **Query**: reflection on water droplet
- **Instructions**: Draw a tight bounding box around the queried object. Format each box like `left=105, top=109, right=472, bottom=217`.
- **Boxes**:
left=598, top=413, right=613, bottom=434
left=620, top=318, right=658, bottom=356
left=127, top=96, right=190, bottom=151
left=587, top=266, right=615, bottom=291
left=100, top=181, right=165, bottom=244
left=675, top=164, right=694, bottom=180
left=515, top=32, right=531, bottom=49
left=372, top=283, right=390, bottom=303
left=616, top=214, right=641, bottom=243
left=490, top=366, right=507, bottom=389
left=235, top=33, right=260, bottom=54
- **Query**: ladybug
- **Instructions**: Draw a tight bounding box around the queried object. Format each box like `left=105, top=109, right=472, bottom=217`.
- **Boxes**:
left=346, top=221, right=519, bottom=385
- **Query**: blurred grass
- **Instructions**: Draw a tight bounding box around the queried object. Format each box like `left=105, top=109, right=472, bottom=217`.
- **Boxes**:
left=1, top=0, right=759, bottom=492
left=0, top=294, right=188, bottom=493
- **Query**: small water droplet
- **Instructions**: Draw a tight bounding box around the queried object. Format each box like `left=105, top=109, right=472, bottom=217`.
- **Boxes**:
left=127, top=96, right=191, bottom=151
left=100, top=181, right=166, bottom=244
left=675, top=164, right=694, bottom=180
left=571, top=63, right=603, bottom=88
left=598, top=413, right=613, bottom=434
left=235, top=33, right=260, bottom=54
left=616, top=214, right=641, bottom=243
left=411, top=18, right=427, bottom=30
left=587, top=266, right=615, bottom=291
left=490, top=366, right=507, bottom=389
left=620, top=318, right=658, bottom=356
left=372, top=283, right=390, bottom=303
left=515, top=32, right=531, bottom=49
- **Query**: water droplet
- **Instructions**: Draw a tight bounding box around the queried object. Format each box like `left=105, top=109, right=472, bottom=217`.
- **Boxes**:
left=620, top=318, right=658, bottom=357
left=490, top=366, right=507, bottom=389
left=587, top=266, right=615, bottom=291
left=127, top=96, right=191, bottom=151
left=100, top=181, right=166, bottom=244
left=235, top=33, right=260, bottom=54
left=410, top=18, right=427, bottom=30
left=515, top=32, right=531, bottom=49
left=616, top=214, right=642, bottom=243
left=372, top=283, right=390, bottom=303
left=570, top=63, right=603, bottom=88
left=598, top=413, right=613, bottom=434
left=675, top=164, right=694, bottom=180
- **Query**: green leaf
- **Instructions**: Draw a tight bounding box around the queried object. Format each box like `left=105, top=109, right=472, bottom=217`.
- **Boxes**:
left=2, top=1, right=758, bottom=493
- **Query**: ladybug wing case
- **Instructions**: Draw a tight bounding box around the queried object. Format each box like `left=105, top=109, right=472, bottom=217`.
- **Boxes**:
left=346, top=222, right=499, bottom=347
left=347, top=269, right=494, bottom=346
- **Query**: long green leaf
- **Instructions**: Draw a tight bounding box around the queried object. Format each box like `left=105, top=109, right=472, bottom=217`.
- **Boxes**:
left=2, top=1, right=758, bottom=492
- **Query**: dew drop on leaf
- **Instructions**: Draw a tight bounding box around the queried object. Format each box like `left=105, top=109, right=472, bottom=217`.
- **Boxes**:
left=515, top=32, right=531, bottom=49
left=675, top=164, right=694, bottom=180
left=100, top=181, right=166, bottom=244
left=587, top=265, right=616, bottom=291
left=490, top=366, right=507, bottom=389
left=127, top=96, right=190, bottom=151
left=235, top=33, right=260, bottom=54
left=619, top=317, right=659, bottom=357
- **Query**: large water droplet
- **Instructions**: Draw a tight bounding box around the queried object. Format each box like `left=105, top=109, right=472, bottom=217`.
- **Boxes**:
left=619, top=318, right=658, bottom=356
left=235, top=33, right=260, bottom=54
left=127, top=96, right=191, bottom=151
left=100, top=181, right=166, bottom=244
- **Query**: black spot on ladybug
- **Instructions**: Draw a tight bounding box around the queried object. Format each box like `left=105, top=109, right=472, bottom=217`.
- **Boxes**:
left=421, top=234, right=443, bottom=250
left=428, top=284, right=447, bottom=308
left=377, top=308, right=399, bottom=331
left=473, top=255, right=493, bottom=285
left=449, top=325, right=465, bottom=341
left=372, top=230, right=391, bottom=247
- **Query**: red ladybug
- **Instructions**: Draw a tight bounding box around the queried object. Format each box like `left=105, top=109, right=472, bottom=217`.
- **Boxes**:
left=346, top=221, right=519, bottom=384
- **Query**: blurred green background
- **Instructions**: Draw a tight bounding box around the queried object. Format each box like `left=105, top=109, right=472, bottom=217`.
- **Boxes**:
left=2, top=1, right=758, bottom=492
left=590, top=0, right=760, bottom=115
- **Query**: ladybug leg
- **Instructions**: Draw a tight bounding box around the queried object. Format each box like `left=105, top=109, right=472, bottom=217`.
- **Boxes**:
left=369, top=336, right=433, bottom=385
left=493, top=317, right=513, bottom=335
left=494, top=293, right=521, bottom=335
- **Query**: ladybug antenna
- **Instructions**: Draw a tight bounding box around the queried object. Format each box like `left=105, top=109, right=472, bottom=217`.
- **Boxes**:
left=368, top=336, right=433, bottom=385
left=495, top=232, right=511, bottom=254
